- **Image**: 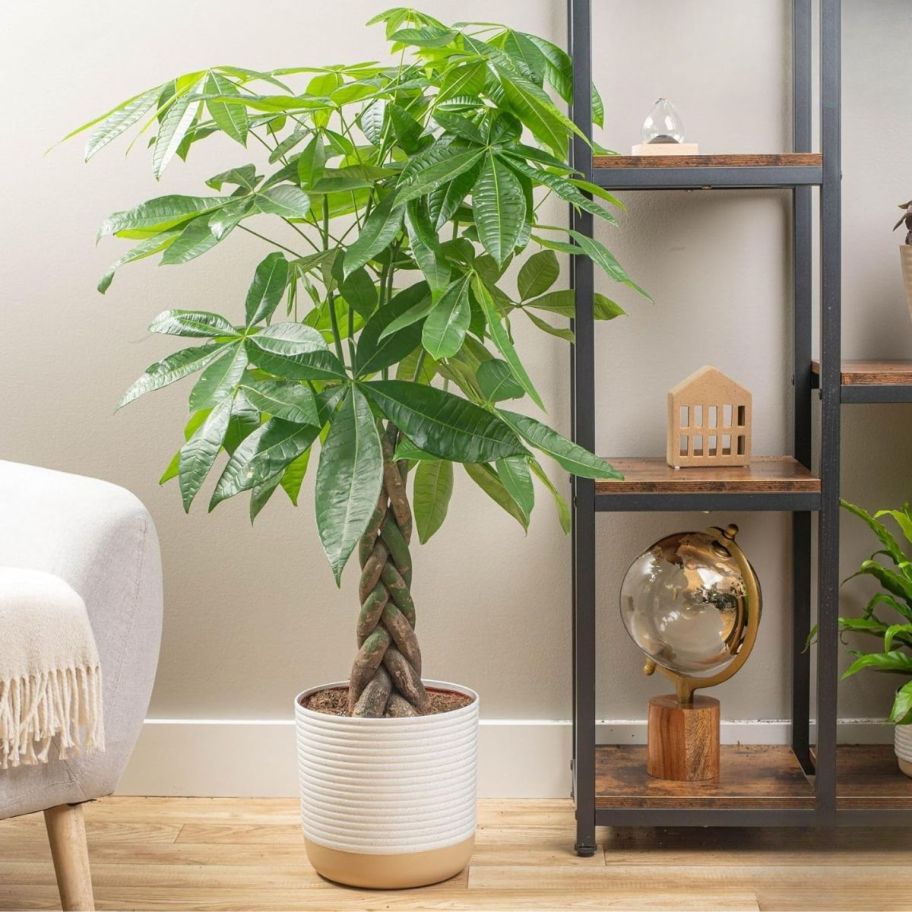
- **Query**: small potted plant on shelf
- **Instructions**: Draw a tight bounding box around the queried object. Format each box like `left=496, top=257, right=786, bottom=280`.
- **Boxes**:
left=834, top=501, right=912, bottom=777
left=893, top=198, right=912, bottom=320
left=68, top=8, right=645, bottom=889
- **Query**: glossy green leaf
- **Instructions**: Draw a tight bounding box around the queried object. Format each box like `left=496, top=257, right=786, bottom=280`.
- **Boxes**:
left=153, top=87, right=200, bottom=178
left=842, top=500, right=907, bottom=567
left=98, top=231, right=180, bottom=293
left=150, top=310, right=237, bottom=338
left=891, top=680, right=912, bottom=725
left=315, top=387, right=384, bottom=583
left=211, top=418, right=322, bottom=507
left=525, top=310, right=573, bottom=342
left=529, top=457, right=571, bottom=534
left=496, top=455, right=534, bottom=522
left=246, top=329, right=346, bottom=381
left=413, top=459, right=453, bottom=543
left=506, top=156, right=617, bottom=225
left=463, top=462, right=528, bottom=531
left=477, top=358, right=524, bottom=402
left=567, top=229, right=650, bottom=299
left=362, top=380, right=525, bottom=463
left=188, top=342, right=248, bottom=410
left=498, top=409, right=622, bottom=480
left=526, top=289, right=574, bottom=317
left=472, top=275, right=543, bottom=409
left=842, top=649, right=912, bottom=679
left=249, top=476, right=281, bottom=521
left=437, top=62, right=487, bottom=103
left=340, top=267, right=378, bottom=319
left=426, top=161, right=481, bottom=231
left=206, top=72, right=249, bottom=145
left=496, top=70, right=577, bottom=154
left=85, top=87, right=160, bottom=161
left=239, top=377, right=319, bottom=425
left=245, top=252, right=288, bottom=326
left=343, top=194, right=404, bottom=277
left=473, top=153, right=526, bottom=265
left=206, top=164, right=258, bottom=191
left=396, top=140, right=486, bottom=205
left=297, top=134, right=327, bottom=187
left=356, top=283, right=429, bottom=376
left=518, top=250, right=559, bottom=300
left=594, top=293, right=626, bottom=320
left=100, top=195, right=231, bottom=238
left=279, top=449, right=311, bottom=505
left=178, top=396, right=232, bottom=511
left=405, top=202, right=449, bottom=300
left=255, top=186, right=311, bottom=219
left=422, top=273, right=471, bottom=359
left=118, top=343, right=225, bottom=408
left=159, top=216, right=226, bottom=265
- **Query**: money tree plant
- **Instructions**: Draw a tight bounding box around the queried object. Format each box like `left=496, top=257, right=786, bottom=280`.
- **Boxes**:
left=70, top=8, right=645, bottom=717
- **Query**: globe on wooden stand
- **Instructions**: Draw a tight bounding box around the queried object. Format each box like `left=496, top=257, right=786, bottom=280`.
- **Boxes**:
left=619, top=525, right=762, bottom=781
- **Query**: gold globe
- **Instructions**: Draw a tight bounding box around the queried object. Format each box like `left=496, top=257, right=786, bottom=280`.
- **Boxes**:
left=619, top=525, right=761, bottom=699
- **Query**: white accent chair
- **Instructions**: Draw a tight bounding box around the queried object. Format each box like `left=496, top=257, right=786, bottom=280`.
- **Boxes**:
left=0, top=461, right=163, bottom=910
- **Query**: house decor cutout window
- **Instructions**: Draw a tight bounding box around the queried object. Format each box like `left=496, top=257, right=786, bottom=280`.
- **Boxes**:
left=666, top=366, right=752, bottom=469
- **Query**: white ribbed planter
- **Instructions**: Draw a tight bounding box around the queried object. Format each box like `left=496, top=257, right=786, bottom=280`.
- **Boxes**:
left=901, top=246, right=912, bottom=323
left=295, top=680, right=478, bottom=889
left=894, top=724, right=912, bottom=778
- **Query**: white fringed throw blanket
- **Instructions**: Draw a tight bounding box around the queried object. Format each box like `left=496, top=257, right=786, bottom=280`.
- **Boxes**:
left=0, top=567, right=104, bottom=769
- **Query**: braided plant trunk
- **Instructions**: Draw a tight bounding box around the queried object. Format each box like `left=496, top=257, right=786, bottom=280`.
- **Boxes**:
left=348, top=427, right=428, bottom=718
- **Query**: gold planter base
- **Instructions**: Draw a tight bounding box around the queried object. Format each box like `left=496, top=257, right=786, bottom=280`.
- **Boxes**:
left=898, top=757, right=912, bottom=779
left=305, top=836, right=475, bottom=889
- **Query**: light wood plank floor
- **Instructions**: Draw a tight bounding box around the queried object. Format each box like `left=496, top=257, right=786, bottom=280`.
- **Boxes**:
left=1, top=798, right=910, bottom=911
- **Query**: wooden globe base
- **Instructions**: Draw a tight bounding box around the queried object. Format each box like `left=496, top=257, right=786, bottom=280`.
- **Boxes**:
left=647, top=694, right=720, bottom=782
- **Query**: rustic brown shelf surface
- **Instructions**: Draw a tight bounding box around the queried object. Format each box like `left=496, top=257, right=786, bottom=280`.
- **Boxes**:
left=593, top=153, right=822, bottom=170
left=811, top=359, right=912, bottom=386
left=835, top=744, right=912, bottom=809
left=595, top=744, right=814, bottom=809
left=595, top=456, right=820, bottom=495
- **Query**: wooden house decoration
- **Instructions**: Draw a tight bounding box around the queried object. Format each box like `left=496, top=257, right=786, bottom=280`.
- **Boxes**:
left=666, top=366, right=752, bottom=469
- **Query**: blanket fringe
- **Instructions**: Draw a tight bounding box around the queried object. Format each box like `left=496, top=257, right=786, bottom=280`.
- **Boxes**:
left=0, top=664, right=105, bottom=769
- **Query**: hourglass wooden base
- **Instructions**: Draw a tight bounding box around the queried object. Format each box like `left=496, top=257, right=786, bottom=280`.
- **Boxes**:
left=631, top=142, right=700, bottom=156
left=646, top=694, right=720, bottom=782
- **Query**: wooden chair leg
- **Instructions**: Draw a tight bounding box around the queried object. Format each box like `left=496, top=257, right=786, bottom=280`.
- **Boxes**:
left=43, top=803, right=95, bottom=911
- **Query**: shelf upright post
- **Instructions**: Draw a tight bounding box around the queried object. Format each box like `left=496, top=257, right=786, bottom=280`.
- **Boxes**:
left=816, top=0, right=842, bottom=823
left=791, top=0, right=814, bottom=774
left=567, top=0, right=598, bottom=857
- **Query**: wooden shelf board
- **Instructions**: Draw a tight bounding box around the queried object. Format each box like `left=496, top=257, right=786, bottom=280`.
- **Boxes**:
left=811, top=359, right=912, bottom=386
left=595, top=456, right=819, bottom=495
left=595, top=744, right=813, bottom=809
left=836, top=744, right=912, bottom=809
left=593, top=153, right=822, bottom=170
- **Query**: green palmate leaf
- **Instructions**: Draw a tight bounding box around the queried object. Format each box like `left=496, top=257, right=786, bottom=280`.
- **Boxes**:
left=279, top=449, right=311, bottom=505
left=98, top=231, right=180, bottom=293
left=529, top=457, right=571, bottom=534
left=595, top=293, right=626, bottom=320
left=473, top=153, right=526, bottom=265
left=249, top=476, right=281, bottom=522
left=432, top=110, right=486, bottom=145
left=153, top=85, right=201, bottom=179
left=315, top=387, right=384, bottom=583
left=247, top=331, right=346, bottom=382
left=525, top=310, right=573, bottom=342
left=842, top=499, right=907, bottom=567
left=405, top=202, right=449, bottom=300
left=567, top=229, right=650, bottom=299
left=526, top=289, right=574, bottom=316
left=159, top=216, right=226, bottom=265
left=496, top=69, right=576, bottom=154
left=884, top=624, right=912, bottom=652
left=422, top=273, right=471, bottom=359
left=209, top=199, right=254, bottom=240
left=842, top=649, right=912, bottom=679
left=159, top=408, right=212, bottom=485
left=498, top=409, right=621, bottom=480
left=875, top=506, right=912, bottom=547
left=343, top=194, right=404, bottom=277
left=518, top=250, right=559, bottom=300
left=505, top=156, right=617, bottom=226
left=206, top=164, right=258, bottom=191
left=297, top=134, right=327, bottom=187
left=362, top=380, right=526, bottom=463
left=891, top=680, right=912, bottom=725
left=413, top=459, right=453, bottom=543
left=245, top=252, right=288, bottom=326
left=496, top=455, right=534, bottom=523
left=395, top=140, right=486, bottom=205
left=239, top=377, right=320, bottom=425
left=397, top=346, right=437, bottom=384
left=188, top=342, right=248, bottom=410
left=472, top=275, right=543, bottom=409
left=118, top=343, right=225, bottom=408
left=356, top=282, right=429, bottom=376
left=211, top=417, right=323, bottom=508
left=437, top=61, right=487, bottom=103
left=853, top=559, right=912, bottom=604
left=463, top=462, right=528, bottom=531
left=85, top=87, right=160, bottom=161
left=427, top=160, right=481, bottom=231
left=249, top=321, right=327, bottom=354
left=150, top=309, right=237, bottom=338
left=100, top=195, right=231, bottom=238
left=340, top=267, right=378, bottom=319
left=255, top=186, right=311, bottom=219
left=178, top=396, right=232, bottom=511
left=205, top=72, right=249, bottom=145
left=477, top=358, right=524, bottom=402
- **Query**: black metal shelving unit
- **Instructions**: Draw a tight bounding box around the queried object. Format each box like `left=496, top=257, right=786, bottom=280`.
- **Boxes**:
left=565, top=0, right=912, bottom=856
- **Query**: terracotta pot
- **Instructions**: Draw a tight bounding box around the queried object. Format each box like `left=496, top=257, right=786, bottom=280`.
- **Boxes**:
left=895, top=723, right=912, bottom=778
left=295, top=680, right=478, bottom=889
left=900, top=245, right=912, bottom=322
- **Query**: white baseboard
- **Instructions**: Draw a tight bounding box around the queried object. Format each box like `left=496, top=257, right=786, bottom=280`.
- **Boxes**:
left=117, top=717, right=893, bottom=799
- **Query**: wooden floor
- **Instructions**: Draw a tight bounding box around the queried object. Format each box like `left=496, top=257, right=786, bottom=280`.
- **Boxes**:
left=2, top=798, right=911, bottom=911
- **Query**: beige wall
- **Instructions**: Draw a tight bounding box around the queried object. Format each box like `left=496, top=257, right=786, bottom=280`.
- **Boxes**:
left=1, top=0, right=910, bottom=731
